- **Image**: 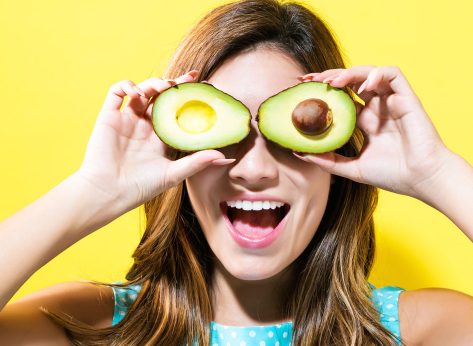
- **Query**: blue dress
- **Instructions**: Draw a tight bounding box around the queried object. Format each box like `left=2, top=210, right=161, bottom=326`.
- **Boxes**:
left=111, top=281, right=404, bottom=345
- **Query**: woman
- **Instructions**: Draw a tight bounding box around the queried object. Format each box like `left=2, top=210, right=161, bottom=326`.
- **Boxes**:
left=0, top=0, right=472, bottom=345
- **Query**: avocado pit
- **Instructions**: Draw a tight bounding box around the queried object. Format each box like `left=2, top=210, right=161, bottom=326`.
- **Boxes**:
left=291, top=98, right=333, bottom=135
left=176, top=100, right=216, bottom=133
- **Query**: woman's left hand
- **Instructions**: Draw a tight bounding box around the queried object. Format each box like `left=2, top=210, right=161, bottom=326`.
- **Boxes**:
left=294, top=65, right=454, bottom=199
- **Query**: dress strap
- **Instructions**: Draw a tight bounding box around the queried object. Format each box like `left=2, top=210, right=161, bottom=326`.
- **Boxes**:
left=370, top=285, right=405, bottom=345
left=111, top=281, right=142, bottom=326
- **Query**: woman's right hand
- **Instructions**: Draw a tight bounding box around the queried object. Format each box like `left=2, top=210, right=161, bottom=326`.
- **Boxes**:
left=76, top=70, right=234, bottom=212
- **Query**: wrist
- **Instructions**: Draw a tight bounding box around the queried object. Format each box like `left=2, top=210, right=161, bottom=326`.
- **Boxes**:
left=411, top=150, right=469, bottom=203
left=411, top=150, right=473, bottom=240
left=408, top=148, right=457, bottom=200
left=66, top=172, right=130, bottom=236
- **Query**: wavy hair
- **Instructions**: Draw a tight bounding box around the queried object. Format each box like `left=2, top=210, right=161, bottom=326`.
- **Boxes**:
left=44, top=0, right=403, bottom=345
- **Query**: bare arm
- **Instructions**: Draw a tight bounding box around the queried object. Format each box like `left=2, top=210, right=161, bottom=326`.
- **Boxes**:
left=0, top=70, right=228, bottom=342
left=412, top=151, right=473, bottom=242
left=0, top=172, right=123, bottom=311
left=300, top=66, right=473, bottom=241
left=399, top=288, right=473, bottom=346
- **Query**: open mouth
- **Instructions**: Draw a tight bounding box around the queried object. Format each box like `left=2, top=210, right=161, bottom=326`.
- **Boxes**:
left=221, top=202, right=290, bottom=225
left=219, top=201, right=291, bottom=248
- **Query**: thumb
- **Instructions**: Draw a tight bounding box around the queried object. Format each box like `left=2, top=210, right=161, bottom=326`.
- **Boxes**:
left=293, top=151, right=360, bottom=182
left=166, top=150, right=234, bottom=184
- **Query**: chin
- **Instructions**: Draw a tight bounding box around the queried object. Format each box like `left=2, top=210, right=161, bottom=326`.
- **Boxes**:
left=219, top=254, right=287, bottom=281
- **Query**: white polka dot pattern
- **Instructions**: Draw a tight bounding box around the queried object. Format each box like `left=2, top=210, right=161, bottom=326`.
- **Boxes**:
left=111, top=281, right=142, bottom=326
left=369, top=283, right=405, bottom=345
left=208, top=321, right=292, bottom=346
left=111, top=281, right=404, bottom=345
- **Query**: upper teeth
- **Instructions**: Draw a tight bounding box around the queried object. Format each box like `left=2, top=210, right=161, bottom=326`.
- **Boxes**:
left=226, top=200, right=285, bottom=211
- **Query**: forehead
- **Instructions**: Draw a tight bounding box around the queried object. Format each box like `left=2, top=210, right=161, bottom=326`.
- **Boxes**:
left=207, top=47, right=306, bottom=116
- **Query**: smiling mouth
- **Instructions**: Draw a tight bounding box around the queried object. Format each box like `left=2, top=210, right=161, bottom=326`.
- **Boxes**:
left=219, top=202, right=291, bottom=247
left=222, top=203, right=290, bottom=225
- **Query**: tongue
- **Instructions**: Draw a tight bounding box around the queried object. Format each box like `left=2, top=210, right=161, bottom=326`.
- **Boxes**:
left=231, top=209, right=281, bottom=238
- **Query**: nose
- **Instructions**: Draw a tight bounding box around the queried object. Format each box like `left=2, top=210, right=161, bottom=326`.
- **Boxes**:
left=228, top=124, right=278, bottom=188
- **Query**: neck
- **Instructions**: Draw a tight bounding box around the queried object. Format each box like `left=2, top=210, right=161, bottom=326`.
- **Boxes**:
left=210, top=259, right=295, bottom=326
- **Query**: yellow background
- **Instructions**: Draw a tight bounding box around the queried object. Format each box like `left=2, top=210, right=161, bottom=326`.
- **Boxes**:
left=1, top=0, right=472, bottom=303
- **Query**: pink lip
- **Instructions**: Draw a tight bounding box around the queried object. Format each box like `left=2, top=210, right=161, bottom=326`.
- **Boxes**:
left=219, top=203, right=290, bottom=249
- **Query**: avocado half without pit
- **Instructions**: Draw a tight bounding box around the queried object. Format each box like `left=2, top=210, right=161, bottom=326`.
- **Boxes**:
left=152, top=81, right=356, bottom=154
left=257, top=81, right=356, bottom=154
left=151, top=82, right=251, bottom=152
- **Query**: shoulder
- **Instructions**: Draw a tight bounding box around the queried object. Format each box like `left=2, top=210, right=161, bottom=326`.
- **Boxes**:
left=398, top=287, right=473, bottom=345
left=0, top=281, right=115, bottom=344
left=10, top=280, right=115, bottom=328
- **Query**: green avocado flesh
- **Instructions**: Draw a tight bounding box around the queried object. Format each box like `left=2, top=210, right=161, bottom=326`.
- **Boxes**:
left=152, top=82, right=251, bottom=151
left=258, top=81, right=356, bottom=154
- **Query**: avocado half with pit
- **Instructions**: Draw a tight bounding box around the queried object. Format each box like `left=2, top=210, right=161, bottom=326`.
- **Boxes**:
left=152, top=82, right=251, bottom=151
left=257, top=81, right=356, bottom=154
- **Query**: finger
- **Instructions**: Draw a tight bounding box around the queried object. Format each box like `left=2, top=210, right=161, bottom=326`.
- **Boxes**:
left=299, top=68, right=378, bottom=104
left=123, top=78, right=176, bottom=117
left=124, top=70, right=200, bottom=118
left=353, top=98, right=381, bottom=135
left=299, top=69, right=344, bottom=83
left=357, top=67, right=392, bottom=95
left=165, top=150, right=235, bottom=187
left=137, top=70, right=199, bottom=99
left=100, top=80, right=143, bottom=112
left=292, top=151, right=363, bottom=183
left=297, top=71, right=374, bottom=110
left=330, top=65, right=413, bottom=98
left=145, top=72, right=203, bottom=120
left=315, top=65, right=377, bottom=102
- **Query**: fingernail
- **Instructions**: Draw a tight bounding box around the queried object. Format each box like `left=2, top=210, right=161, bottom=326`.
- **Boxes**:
left=322, top=77, right=335, bottom=84
left=293, top=152, right=312, bottom=162
left=165, top=79, right=177, bottom=87
left=211, top=158, right=236, bottom=165
left=186, top=70, right=199, bottom=78
left=301, top=72, right=320, bottom=79
left=358, top=80, right=368, bottom=94
left=297, top=76, right=313, bottom=82
left=134, top=86, right=146, bottom=97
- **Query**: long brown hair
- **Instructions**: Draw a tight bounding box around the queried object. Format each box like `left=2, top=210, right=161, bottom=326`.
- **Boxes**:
left=43, top=1, right=403, bottom=345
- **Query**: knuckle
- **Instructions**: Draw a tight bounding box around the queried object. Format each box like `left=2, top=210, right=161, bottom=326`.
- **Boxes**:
left=331, top=68, right=344, bottom=74
left=142, top=77, right=169, bottom=89
left=164, top=170, right=178, bottom=188
left=385, top=65, right=401, bottom=74
left=365, top=64, right=376, bottom=72
left=109, top=80, right=134, bottom=92
left=368, top=67, right=379, bottom=78
left=119, top=79, right=135, bottom=86
left=148, top=77, right=163, bottom=84
left=334, top=70, right=347, bottom=80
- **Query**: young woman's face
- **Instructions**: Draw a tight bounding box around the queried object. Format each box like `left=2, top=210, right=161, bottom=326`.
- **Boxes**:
left=185, top=47, right=332, bottom=280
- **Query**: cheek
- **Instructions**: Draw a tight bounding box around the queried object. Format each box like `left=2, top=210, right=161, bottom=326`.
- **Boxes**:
left=278, top=168, right=331, bottom=258
left=185, top=168, right=224, bottom=227
left=186, top=167, right=220, bottom=196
